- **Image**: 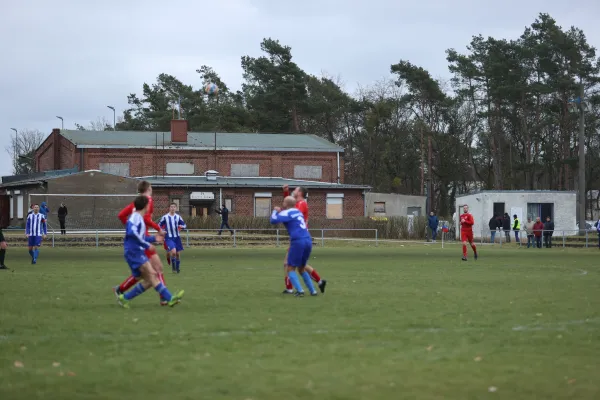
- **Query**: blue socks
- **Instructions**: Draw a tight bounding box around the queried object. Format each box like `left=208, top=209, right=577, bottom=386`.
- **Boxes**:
left=154, top=283, right=172, bottom=301
left=287, top=271, right=303, bottom=293
left=29, top=249, right=39, bottom=261
left=171, top=257, right=180, bottom=272
left=124, top=283, right=146, bottom=300
left=301, top=271, right=317, bottom=294
left=176, top=259, right=180, bottom=271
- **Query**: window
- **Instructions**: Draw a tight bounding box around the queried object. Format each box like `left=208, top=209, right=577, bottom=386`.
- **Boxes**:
left=166, top=162, right=194, bottom=175
left=373, top=202, right=385, bottom=213
left=326, top=194, right=344, bottom=219
left=99, top=162, right=130, bottom=176
left=10, top=195, right=14, bottom=219
left=493, top=202, right=505, bottom=216
left=224, top=198, right=232, bottom=212
left=254, top=198, right=271, bottom=217
left=407, top=207, right=421, bottom=216
left=527, top=203, right=554, bottom=220
left=231, top=164, right=259, bottom=177
left=294, top=165, right=322, bottom=180
left=17, top=195, right=24, bottom=219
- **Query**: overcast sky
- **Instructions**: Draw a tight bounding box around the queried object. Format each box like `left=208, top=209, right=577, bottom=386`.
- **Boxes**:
left=1, top=0, right=598, bottom=177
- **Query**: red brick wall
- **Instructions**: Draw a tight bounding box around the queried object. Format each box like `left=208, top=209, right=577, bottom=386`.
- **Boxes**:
left=152, top=187, right=364, bottom=218
left=36, top=131, right=78, bottom=172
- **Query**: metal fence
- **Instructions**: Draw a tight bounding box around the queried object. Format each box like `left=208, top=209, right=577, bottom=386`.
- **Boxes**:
left=456, top=229, right=600, bottom=249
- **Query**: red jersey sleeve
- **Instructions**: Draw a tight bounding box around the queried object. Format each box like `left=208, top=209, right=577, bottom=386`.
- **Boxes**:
left=467, top=213, right=475, bottom=227
left=297, top=201, right=309, bottom=223
left=118, top=203, right=135, bottom=225
left=145, top=197, right=162, bottom=231
left=283, top=188, right=290, bottom=197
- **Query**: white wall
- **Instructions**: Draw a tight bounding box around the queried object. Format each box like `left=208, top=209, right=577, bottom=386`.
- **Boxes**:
left=366, top=193, right=427, bottom=217
left=455, top=191, right=577, bottom=238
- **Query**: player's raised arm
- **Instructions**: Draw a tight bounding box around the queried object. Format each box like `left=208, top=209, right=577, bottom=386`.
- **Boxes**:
left=118, top=203, right=135, bottom=225
left=270, top=209, right=293, bottom=224
left=283, top=184, right=290, bottom=197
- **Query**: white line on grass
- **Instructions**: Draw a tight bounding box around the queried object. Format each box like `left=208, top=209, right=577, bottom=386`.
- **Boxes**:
left=1, top=319, right=598, bottom=343
left=577, top=269, right=588, bottom=275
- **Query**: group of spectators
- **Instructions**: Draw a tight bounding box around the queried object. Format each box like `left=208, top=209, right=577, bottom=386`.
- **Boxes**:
left=488, top=213, right=554, bottom=248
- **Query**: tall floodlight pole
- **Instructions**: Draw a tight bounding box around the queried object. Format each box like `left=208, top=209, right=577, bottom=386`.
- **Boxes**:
left=10, top=128, right=18, bottom=172
left=107, top=106, right=116, bottom=131
left=568, top=83, right=589, bottom=235
left=56, top=116, right=64, bottom=130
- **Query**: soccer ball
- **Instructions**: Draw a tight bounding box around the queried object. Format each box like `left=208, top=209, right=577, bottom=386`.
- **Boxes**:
left=205, top=83, right=218, bottom=95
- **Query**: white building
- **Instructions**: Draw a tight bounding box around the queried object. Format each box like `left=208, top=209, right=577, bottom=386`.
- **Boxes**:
left=366, top=193, right=427, bottom=217
left=455, top=190, right=577, bottom=238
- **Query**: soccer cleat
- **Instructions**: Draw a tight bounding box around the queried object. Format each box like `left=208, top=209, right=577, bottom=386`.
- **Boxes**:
left=310, top=292, right=318, bottom=296
left=474, top=253, right=478, bottom=260
left=168, top=290, right=185, bottom=307
left=0, top=265, right=8, bottom=270
left=462, top=257, right=468, bottom=261
left=282, top=289, right=293, bottom=295
left=294, top=291, right=305, bottom=297
left=318, top=280, right=327, bottom=294
left=118, top=294, right=130, bottom=309
left=160, top=299, right=169, bottom=306
left=113, top=286, right=123, bottom=304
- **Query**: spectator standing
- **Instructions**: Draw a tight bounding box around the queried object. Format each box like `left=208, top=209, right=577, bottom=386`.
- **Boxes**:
left=595, top=219, right=600, bottom=249
left=40, top=202, right=50, bottom=218
left=428, top=211, right=439, bottom=242
left=502, top=213, right=511, bottom=243
left=533, top=217, right=544, bottom=248
left=0, top=226, right=7, bottom=270
left=543, top=216, right=555, bottom=248
left=215, top=204, right=234, bottom=236
left=58, top=202, right=68, bottom=235
left=512, top=214, right=521, bottom=244
left=488, top=214, right=498, bottom=243
left=524, top=217, right=535, bottom=248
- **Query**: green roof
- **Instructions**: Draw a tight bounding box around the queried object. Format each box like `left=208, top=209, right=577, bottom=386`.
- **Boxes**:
left=138, top=176, right=369, bottom=190
left=59, top=130, right=343, bottom=152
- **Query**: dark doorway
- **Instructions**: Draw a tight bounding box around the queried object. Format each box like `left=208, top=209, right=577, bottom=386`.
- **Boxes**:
left=493, top=202, right=505, bottom=216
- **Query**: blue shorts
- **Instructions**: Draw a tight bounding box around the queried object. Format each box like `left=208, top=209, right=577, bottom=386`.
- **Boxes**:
left=165, top=237, right=184, bottom=252
left=124, top=250, right=149, bottom=278
left=27, top=236, right=43, bottom=247
left=287, top=238, right=312, bottom=268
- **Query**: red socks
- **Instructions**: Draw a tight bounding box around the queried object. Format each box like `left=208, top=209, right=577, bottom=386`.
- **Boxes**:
left=471, top=244, right=477, bottom=254
left=310, top=269, right=321, bottom=283
left=118, top=275, right=138, bottom=293
left=285, top=276, right=293, bottom=290
left=166, top=256, right=171, bottom=266
left=462, top=245, right=467, bottom=257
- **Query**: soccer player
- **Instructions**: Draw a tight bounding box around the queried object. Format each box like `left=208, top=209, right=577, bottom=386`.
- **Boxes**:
left=159, top=203, right=187, bottom=273
left=25, top=204, right=47, bottom=264
left=460, top=204, right=478, bottom=261
left=0, top=225, right=8, bottom=270
left=114, top=181, right=170, bottom=305
left=117, top=195, right=184, bottom=308
left=270, top=196, right=317, bottom=297
left=281, top=185, right=327, bottom=294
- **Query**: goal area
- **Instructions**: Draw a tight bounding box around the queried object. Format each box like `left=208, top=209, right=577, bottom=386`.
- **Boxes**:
left=29, top=194, right=137, bottom=231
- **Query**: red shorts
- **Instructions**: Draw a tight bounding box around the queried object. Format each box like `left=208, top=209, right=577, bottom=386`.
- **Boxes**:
left=461, top=230, right=474, bottom=242
left=144, top=248, right=157, bottom=258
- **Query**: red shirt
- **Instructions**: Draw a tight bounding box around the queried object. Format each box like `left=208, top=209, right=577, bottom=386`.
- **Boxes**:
left=460, top=212, right=474, bottom=231
left=533, top=221, right=544, bottom=237
left=283, top=188, right=309, bottom=225
left=117, top=196, right=161, bottom=235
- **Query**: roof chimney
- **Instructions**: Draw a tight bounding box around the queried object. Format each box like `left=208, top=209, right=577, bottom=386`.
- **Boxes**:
left=171, top=120, right=188, bottom=144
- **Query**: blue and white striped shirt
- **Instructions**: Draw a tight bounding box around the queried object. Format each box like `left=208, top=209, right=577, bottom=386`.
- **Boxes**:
left=124, top=212, right=156, bottom=252
left=26, top=212, right=47, bottom=236
left=159, top=213, right=187, bottom=238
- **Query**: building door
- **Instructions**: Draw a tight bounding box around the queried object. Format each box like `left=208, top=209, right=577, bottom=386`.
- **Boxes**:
left=190, top=202, right=214, bottom=217
left=0, top=195, right=9, bottom=228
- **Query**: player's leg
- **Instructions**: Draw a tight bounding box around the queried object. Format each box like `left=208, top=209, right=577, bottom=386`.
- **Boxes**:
left=287, top=243, right=306, bottom=296
left=469, top=233, right=478, bottom=259
left=303, top=264, right=327, bottom=293
left=0, top=240, right=6, bottom=269
left=461, top=231, right=468, bottom=260
left=164, top=240, right=171, bottom=268
left=283, top=247, right=294, bottom=294
left=175, top=238, right=183, bottom=273
left=298, top=241, right=317, bottom=295
left=169, top=249, right=177, bottom=273
left=119, top=262, right=184, bottom=308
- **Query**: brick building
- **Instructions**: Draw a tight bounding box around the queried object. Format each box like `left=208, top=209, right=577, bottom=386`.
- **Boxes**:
left=1, top=121, right=370, bottom=228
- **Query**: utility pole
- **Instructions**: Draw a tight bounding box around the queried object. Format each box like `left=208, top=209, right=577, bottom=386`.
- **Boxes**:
left=568, top=82, right=588, bottom=234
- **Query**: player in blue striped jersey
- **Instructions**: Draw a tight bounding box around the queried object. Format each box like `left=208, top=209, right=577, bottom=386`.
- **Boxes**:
left=25, top=204, right=47, bottom=264
left=270, top=196, right=317, bottom=297
left=117, top=196, right=184, bottom=308
left=159, top=203, right=187, bottom=273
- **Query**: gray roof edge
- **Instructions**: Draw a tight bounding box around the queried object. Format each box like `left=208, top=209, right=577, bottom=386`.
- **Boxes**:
left=75, top=144, right=344, bottom=152
left=456, top=190, right=577, bottom=198
left=133, top=176, right=369, bottom=189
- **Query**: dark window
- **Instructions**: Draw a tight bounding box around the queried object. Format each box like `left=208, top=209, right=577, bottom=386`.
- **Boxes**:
left=493, top=202, right=505, bottom=216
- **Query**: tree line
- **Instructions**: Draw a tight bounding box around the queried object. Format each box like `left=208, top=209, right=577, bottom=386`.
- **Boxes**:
left=9, top=13, right=600, bottom=217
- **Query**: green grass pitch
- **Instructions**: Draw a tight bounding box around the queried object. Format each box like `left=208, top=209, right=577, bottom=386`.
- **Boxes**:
left=0, top=244, right=599, bottom=399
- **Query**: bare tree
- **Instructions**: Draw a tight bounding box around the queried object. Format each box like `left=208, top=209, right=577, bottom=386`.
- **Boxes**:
left=75, top=116, right=113, bottom=131
left=4, top=129, right=47, bottom=175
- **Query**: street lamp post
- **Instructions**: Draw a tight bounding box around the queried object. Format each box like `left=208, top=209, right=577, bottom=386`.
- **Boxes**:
left=107, top=106, right=116, bottom=131
left=10, top=128, right=18, bottom=172
left=56, top=116, right=64, bottom=130
left=568, top=83, right=590, bottom=235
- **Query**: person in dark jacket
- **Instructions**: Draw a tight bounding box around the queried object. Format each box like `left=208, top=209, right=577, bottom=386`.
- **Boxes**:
left=0, top=227, right=7, bottom=269
left=543, top=216, right=555, bottom=248
left=428, top=211, right=439, bottom=242
left=488, top=214, right=498, bottom=243
left=58, top=202, right=68, bottom=235
left=215, top=205, right=233, bottom=235
left=502, top=213, right=511, bottom=243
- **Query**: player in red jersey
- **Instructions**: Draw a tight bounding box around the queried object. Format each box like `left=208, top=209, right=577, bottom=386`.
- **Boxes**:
left=113, top=180, right=171, bottom=305
left=460, top=204, right=478, bottom=261
left=282, top=185, right=327, bottom=294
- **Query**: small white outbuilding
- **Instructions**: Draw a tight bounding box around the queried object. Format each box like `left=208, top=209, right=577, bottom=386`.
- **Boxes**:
left=455, top=190, right=577, bottom=238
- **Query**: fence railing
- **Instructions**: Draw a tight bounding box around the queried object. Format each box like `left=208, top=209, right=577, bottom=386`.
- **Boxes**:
left=468, top=229, right=599, bottom=248
left=2, top=228, right=379, bottom=248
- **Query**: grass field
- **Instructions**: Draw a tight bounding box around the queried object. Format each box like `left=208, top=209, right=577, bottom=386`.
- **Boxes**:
left=1, top=244, right=599, bottom=399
